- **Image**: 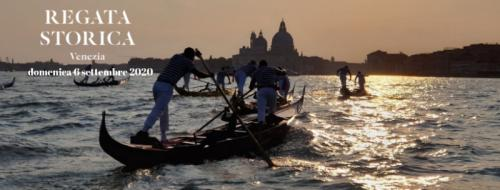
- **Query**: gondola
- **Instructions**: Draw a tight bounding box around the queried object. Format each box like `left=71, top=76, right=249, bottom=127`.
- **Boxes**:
left=174, top=86, right=235, bottom=97
left=1, top=77, right=15, bottom=89
left=99, top=86, right=306, bottom=168
left=74, top=76, right=129, bottom=87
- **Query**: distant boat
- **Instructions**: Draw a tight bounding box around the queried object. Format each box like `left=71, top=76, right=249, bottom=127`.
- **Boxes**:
left=1, top=77, right=15, bottom=89
left=74, top=76, right=129, bottom=87
left=174, top=86, right=235, bottom=97
left=339, top=87, right=369, bottom=98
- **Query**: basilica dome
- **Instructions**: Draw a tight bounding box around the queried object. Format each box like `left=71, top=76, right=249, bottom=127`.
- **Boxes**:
left=271, top=20, right=295, bottom=53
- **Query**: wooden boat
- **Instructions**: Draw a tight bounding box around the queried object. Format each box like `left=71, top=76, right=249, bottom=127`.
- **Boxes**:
left=339, top=87, right=368, bottom=98
left=99, top=86, right=306, bottom=168
left=74, top=76, right=129, bottom=87
left=174, top=86, right=235, bottom=97
left=1, top=77, right=15, bottom=89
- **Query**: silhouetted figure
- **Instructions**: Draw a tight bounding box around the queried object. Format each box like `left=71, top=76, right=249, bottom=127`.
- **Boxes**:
left=354, top=71, right=366, bottom=91
left=336, top=66, right=352, bottom=89
left=216, top=67, right=230, bottom=90
left=249, top=60, right=284, bottom=126
left=104, top=66, right=115, bottom=82
left=277, top=67, right=290, bottom=99
left=235, top=60, right=257, bottom=96
left=134, top=47, right=211, bottom=145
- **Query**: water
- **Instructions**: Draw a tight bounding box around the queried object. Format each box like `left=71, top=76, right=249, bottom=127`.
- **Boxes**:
left=1, top=72, right=499, bottom=190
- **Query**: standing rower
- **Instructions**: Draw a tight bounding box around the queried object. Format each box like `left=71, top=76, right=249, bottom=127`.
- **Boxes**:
left=216, top=67, right=230, bottom=90
left=249, top=60, right=283, bottom=126
left=235, top=60, right=257, bottom=96
left=336, top=66, right=352, bottom=89
left=354, top=71, right=366, bottom=91
left=277, top=67, right=290, bottom=100
left=133, top=47, right=211, bottom=145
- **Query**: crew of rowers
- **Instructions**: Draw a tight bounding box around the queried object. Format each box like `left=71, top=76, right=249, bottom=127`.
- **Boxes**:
left=133, top=47, right=291, bottom=145
left=336, top=65, right=366, bottom=91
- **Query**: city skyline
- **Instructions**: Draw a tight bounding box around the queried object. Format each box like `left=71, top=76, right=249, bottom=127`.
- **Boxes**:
left=1, top=0, right=500, bottom=64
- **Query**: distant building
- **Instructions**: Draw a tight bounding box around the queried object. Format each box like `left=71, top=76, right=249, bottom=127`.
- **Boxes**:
left=232, top=20, right=309, bottom=73
left=366, top=50, right=408, bottom=74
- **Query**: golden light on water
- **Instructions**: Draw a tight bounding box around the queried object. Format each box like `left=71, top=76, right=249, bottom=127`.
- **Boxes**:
left=288, top=75, right=457, bottom=189
left=352, top=175, right=450, bottom=190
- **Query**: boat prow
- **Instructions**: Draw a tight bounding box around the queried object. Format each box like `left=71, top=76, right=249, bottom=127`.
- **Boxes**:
left=1, top=77, right=15, bottom=89
left=99, top=111, right=196, bottom=168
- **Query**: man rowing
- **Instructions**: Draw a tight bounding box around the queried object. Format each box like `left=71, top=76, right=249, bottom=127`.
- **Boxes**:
left=336, top=66, right=352, bottom=89
left=133, top=47, right=211, bottom=145
left=354, top=71, right=366, bottom=91
left=103, top=66, right=115, bottom=82
left=249, top=60, right=284, bottom=126
left=277, top=67, right=290, bottom=100
left=216, top=66, right=231, bottom=90
left=235, top=60, right=257, bottom=96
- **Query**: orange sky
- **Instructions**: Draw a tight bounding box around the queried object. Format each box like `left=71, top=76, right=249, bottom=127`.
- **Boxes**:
left=1, top=0, right=499, bottom=64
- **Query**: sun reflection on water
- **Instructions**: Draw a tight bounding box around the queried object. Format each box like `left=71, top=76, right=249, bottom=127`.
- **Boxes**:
left=297, top=75, right=455, bottom=189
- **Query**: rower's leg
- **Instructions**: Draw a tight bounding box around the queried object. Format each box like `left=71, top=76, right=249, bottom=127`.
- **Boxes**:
left=257, top=89, right=267, bottom=123
left=183, top=73, right=190, bottom=90
left=269, top=90, right=277, bottom=114
left=143, top=82, right=173, bottom=133
left=159, top=103, right=169, bottom=142
left=236, top=72, right=246, bottom=95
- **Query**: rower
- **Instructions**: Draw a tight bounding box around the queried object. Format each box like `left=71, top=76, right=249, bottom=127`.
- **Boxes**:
left=249, top=60, right=283, bottom=126
left=216, top=67, right=230, bottom=90
left=133, top=47, right=211, bottom=145
left=277, top=67, right=290, bottom=100
left=336, top=66, right=352, bottom=90
left=354, top=71, right=366, bottom=91
left=104, top=66, right=115, bottom=82
left=235, top=60, right=257, bottom=96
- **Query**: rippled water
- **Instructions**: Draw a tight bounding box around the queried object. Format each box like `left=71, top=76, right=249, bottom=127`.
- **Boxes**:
left=1, top=72, right=499, bottom=189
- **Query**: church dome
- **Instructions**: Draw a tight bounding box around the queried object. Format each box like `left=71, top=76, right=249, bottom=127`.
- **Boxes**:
left=271, top=20, right=295, bottom=53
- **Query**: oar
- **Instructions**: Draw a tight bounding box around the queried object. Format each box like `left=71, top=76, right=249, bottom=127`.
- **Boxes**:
left=241, top=89, right=254, bottom=98
left=193, top=109, right=226, bottom=143
left=191, top=78, right=232, bottom=87
left=244, top=91, right=256, bottom=99
left=196, top=49, right=275, bottom=167
left=191, top=77, right=214, bottom=85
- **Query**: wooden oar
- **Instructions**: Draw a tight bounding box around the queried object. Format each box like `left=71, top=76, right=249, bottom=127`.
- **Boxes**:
left=196, top=49, right=275, bottom=167
left=193, top=109, right=226, bottom=143
left=191, top=77, right=214, bottom=85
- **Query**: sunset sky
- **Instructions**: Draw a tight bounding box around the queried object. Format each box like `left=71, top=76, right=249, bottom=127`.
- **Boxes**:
left=1, top=0, right=499, bottom=64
